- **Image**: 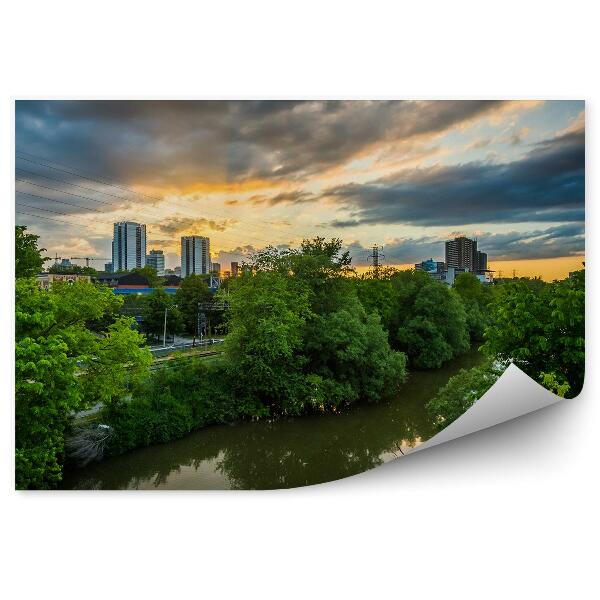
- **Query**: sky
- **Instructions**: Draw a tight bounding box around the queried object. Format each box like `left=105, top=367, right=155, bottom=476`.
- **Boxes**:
left=15, top=100, right=585, bottom=279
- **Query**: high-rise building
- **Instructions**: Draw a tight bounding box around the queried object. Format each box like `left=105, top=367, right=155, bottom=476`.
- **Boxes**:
left=181, top=236, right=211, bottom=277
left=112, top=221, right=146, bottom=272
left=231, top=261, right=239, bottom=278
left=476, top=251, right=488, bottom=272
left=104, top=262, right=113, bottom=273
left=211, top=262, right=221, bottom=274
left=146, top=249, right=166, bottom=276
left=445, top=236, right=488, bottom=273
left=445, top=236, right=478, bottom=271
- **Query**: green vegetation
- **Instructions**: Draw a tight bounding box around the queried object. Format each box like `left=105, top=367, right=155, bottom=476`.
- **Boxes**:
left=482, top=270, right=584, bottom=395
left=15, top=225, right=48, bottom=277
left=47, top=264, right=98, bottom=275
left=15, top=228, right=152, bottom=489
left=426, top=360, right=503, bottom=430
left=223, top=239, right=408, bottom=415
left=140, top=288, right=184, bottom=341
left=453, top=272, right=493, bottom=341
left=100, top=239, right=408, bottom=456
left=14, top=226, right=585, bottom=485
left=175, top=274, right=214, bottom=339
left=427, top=269, right=585, bottom=429
left=356, top=268, right=469, bottom=368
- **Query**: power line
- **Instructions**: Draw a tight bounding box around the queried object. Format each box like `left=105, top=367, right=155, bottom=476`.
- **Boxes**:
left=16, top=192, right=105, bottom=214
left=16, top=209, right=80, bottom=226
left=15, top=152, right=293, bottom=242
left=14, top=185, right=277, bottom=254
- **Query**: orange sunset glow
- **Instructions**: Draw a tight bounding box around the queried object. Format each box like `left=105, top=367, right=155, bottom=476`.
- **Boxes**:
left=15, top=100, right=584, bottom=276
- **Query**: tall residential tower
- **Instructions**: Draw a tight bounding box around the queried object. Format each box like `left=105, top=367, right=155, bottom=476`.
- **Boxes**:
left=181, top=236, right=211, bottom=277
left=445, top=235, right=488, bottom=273
left=112, top=221, right=146, bottom=271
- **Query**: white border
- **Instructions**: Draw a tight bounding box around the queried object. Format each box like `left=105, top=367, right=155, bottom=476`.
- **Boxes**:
left=1, top=2, right=597, bottom=599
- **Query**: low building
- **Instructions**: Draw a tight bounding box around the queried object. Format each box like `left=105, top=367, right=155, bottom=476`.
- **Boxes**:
left=415, top=258, right=445, bottom=274
left=37, top=273, right=91, bottom=290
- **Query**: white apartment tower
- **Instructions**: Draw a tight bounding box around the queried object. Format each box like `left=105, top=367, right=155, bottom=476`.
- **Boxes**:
left=112, top=221, right=147, bottom=271
left=181, top=236, right=211, bottom=277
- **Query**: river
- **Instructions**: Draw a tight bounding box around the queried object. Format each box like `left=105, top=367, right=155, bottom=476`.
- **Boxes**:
left=60, top=349, right=485, bottom=490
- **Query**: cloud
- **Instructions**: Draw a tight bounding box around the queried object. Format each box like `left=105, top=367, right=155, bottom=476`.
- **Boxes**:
left=345, top=223, right=584, bottom=265
left=152, top=216, right=236, bottom=236
left=15, top=100, right=524, bottom=192
left=325, top=125, right=584, bottom=227
left=249, top=190, right=316, bottom=206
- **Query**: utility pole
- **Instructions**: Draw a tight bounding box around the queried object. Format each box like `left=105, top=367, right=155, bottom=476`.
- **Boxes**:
left=369, top=245, right=384, bottom=278
left=196, top=301, right=201, bottom=347
left=163, top=307, right=168, bottom=348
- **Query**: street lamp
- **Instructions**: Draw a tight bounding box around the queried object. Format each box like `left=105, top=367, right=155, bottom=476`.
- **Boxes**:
left=163, top=307, right=169, bottom=348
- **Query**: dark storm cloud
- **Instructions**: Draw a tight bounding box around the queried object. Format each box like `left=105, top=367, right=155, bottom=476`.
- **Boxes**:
left=326, top=127, right=584, bottom=227
left=15, top=100, right=511, bottom=189
left=345, top=223, right=584, bottom=265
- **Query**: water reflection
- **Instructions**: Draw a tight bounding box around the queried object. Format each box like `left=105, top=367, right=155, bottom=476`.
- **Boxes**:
left=61, top=349, right=485, bottom=490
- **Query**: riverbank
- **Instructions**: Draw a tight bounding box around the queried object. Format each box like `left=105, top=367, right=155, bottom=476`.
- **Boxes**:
left=61, top=348, right=485, bottom=490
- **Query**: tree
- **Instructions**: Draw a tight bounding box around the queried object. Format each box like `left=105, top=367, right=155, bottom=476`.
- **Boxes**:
left=131, top=265, right=160, bottom=288
left=426, top=360, right=503, bottom=431
left=453, top=272, right=492, bottom=341
left=15, top=277, right=152, bottom=488
left=387, top=270, right=470, bottom=369
left=15, top=225, right=48, bottom=277
left=224, top=238, right=408, bottom=416
left=175, top=275, right=213, bottom=341
left=482, top=269, right=584, bottom=396
left=140, top=288, right=183, bottom=341
left=48, top=264, right=98, bottom=276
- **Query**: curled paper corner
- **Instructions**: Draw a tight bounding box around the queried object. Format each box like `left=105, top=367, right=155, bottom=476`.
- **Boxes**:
left=411, top=364, right=564, bottom=455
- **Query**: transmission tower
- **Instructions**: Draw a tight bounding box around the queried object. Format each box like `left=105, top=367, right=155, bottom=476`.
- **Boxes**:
left=368, top=245, right=385, bottom=278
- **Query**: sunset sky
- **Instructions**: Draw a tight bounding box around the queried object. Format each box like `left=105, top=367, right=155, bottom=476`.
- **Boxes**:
left=15, top=100, right=584, bottom=279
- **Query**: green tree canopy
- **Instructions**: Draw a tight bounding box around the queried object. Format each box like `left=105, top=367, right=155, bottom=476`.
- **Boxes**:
left=47, top=264, right=98, bottom=275
left=384, top=270, right=470, bottom=369
left=175, top=275, right=213, bottom=339
left=140, top=288, right=183, bottom=341
left=453, top=272, right=492, bottom=342
left=482, top=269, right=584, bottom=396
left=224, top=238, right=408, bottom=416
left=131, top=265, right=160, bottom=288
left=15, top=277, right=152, bottom=489
left=426, top=360, right=503, bottom=430
left=15, top=225, right=48, bottom=277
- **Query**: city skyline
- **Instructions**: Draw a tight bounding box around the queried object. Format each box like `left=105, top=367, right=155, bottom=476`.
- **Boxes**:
left=15, top=100, right=584, bottom=280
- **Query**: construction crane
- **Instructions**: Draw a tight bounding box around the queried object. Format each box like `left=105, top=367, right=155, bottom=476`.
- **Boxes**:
left=70, top=256, right=111, bottom=268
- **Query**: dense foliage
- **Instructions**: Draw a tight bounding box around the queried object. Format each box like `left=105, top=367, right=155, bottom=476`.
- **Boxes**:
left=15, top=225, right=47, bottom=277
left=140, top=288, right=184, bottom=341
left=175, top=274, right=214, bottom=339
left=427, top=268, right=585, bottom=429
left=426, top=360, right=503, bottom=430
left=224, top=238, right=408, bottom=415
left=104, top=358, right=237, bottom=456
left=16, top=222, right=586, bottom=481
left=15, top=228, right=152, bottom=488
left=356, top=269, right=469, bottom=368
left=482, top=269, right=584, bottom=396
left=453, top=272, right=493, bottom=341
